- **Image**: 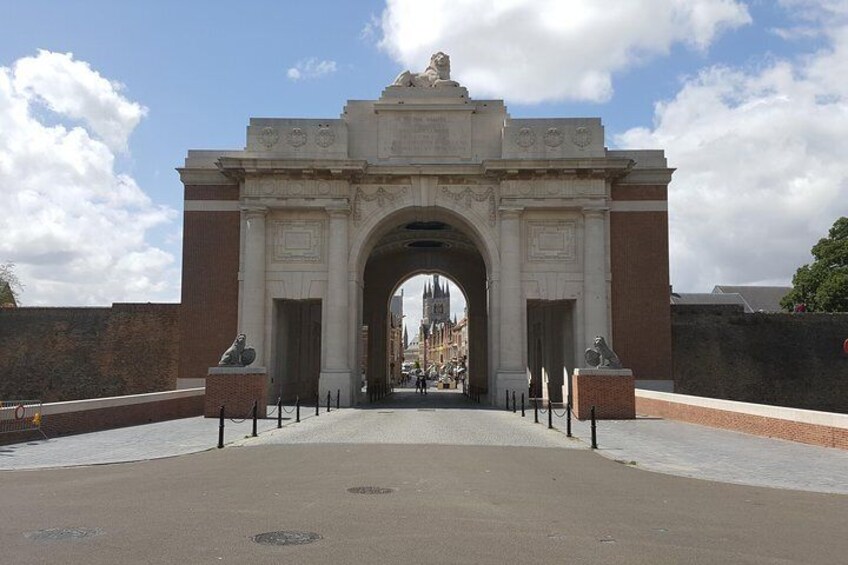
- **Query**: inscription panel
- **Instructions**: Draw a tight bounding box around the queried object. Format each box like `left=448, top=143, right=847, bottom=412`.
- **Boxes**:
left=273, top=220, right=325, bottom=262
left=526, top=221, right=576, bottom=262
left=378, top=112, right=472, bottom=159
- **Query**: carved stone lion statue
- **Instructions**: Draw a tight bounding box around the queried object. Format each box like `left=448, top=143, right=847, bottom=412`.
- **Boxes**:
left=392, top=51, right=459, bottom=88
left=584, top=336, right=622, bottom=369
left=218, top=333, right=257, bottom=367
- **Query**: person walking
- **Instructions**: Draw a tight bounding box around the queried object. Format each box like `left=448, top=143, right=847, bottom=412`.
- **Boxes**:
left=421, top=375, right=428, bottom=395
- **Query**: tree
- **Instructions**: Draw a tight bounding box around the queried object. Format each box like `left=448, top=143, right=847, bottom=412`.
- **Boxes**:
left=781, top=217, right=848, bottom=312
left=0, top=262, right=23, bottom=306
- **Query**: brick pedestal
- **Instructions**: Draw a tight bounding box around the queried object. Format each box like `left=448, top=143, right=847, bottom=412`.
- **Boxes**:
left=572, top=368, right=635, bottom=420
left=204, top=367, right=267, bottom=418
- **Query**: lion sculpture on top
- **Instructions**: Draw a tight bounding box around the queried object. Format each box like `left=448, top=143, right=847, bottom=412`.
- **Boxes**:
left=584, top=336, right=623, bottom=369
left=392, top=51, right=459, bottom=88
left=218, top=333, right=256, bottom=367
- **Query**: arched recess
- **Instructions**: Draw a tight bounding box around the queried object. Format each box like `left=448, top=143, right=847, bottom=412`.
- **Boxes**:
left=360, top=218, right=490, bottom=397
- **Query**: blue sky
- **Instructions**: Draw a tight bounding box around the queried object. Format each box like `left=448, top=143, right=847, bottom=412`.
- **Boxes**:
left=1, top=1, right=847, bottom=326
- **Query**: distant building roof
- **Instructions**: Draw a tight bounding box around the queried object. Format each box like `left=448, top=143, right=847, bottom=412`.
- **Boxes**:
left=671, top=292, right=749, bottom=311
left=712, top=285, right=791, bottom=313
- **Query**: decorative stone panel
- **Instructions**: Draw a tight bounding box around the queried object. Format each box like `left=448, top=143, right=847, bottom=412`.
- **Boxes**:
left=526, top=221, right=576, bottom=262
left=273, top=220, right=325, bottom=262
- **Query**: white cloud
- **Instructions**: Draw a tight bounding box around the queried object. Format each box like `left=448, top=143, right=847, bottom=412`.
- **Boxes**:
left=286, top=58, right=338, bottom=81
left=0, top=50, right=177, bottom=306
left=616, top=9, right=848, bottom=291
left=376, top=0, right=750, bottom=103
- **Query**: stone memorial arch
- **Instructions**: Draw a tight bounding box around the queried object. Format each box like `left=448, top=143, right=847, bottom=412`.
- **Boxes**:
left=177, top=53, right=674, bottom=406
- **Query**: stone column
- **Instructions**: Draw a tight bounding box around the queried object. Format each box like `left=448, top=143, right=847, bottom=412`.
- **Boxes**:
left=582, top=207, right=609, bottom=347
left=495, top=205, right=528, bottom=403
left=240, top=206, right=267, bottom=367
left=320, top=204, right=353, bottom=405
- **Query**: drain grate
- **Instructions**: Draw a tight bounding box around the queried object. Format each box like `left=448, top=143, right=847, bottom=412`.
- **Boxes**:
left=252, top=531, right=321, bottom=546
left=347, top=486, right=395, bottom=495
left=25, top=528, right=103, bottom=541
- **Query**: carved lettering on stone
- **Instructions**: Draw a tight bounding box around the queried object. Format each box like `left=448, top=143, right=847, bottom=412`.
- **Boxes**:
left=440, top=186, right=497, bottom=226
left=527, top=221, right=576, bottom=262
left=378, top=112, right=471, bottom=158
left=352, top=186, right=408, bottom=224
left=274, top=220, right=325, bottom=262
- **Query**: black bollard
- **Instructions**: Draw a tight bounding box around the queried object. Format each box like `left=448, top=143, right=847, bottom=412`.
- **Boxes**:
left=512, top=390, right=516, bottom=413
left=534, top=397, right=539, bottom=424
left=591, top=405, right=598, bottom=449
left=566, top=402, right=572, bottom=437
left=505, top=390, right=509, bottom=411
left=217, top=405, right=225, bottom=449
left=336, top=389, right=340, bottom=409
left=296, top=397, right=301, bottom=423
left=277, top=397, right=282, bottom=429
left=315, top=393, right=320, bottom=416
left=327, top=390, right=331, bottom=413
left=521, top=393, right=525, bottom=417
left=252, top=400, right=258, bottom=437
left=548, top=399, right=553, bottom=429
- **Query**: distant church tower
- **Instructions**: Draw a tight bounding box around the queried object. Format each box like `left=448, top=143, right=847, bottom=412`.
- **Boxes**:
left=422, top=274, right=450, bottom=325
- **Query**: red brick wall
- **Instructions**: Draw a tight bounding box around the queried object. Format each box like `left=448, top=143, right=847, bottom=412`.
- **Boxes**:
left=0, top=393, right=204, bottom=446
left=636, top=395, right=848, bottom=450
left=179, top=188, right=240, bottom=382
left=573, top=372, right=635, bottom=419
left=0, top=304, right=179, bottom=402
left=205, top=373, right=267, bottom=418
left=610, top=184, right=672, bottom=382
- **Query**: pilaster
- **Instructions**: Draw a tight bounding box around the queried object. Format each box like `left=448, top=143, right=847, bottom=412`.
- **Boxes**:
left=240, top=206, right=267, bottom=366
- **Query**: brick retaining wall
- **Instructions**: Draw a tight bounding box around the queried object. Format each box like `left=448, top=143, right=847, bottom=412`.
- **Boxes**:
left=636, top=390, right=848, bottom=450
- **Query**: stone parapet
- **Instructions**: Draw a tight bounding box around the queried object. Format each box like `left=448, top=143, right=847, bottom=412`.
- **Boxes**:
left=572, top=368, right=635, bottom=419
left=205, top=367, right=267, bottom=419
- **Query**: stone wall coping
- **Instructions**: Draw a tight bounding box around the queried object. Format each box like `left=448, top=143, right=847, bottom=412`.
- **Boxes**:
left=574, top=368, right=633, bottom=377
left=207, top=367, right=268, bottom=375
left=636, top=390, right=848, bottom=429
left=34, top=388, right=205, bottom=416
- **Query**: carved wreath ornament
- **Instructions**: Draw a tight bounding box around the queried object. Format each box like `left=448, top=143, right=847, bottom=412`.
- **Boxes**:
left=571, top=126, right=592, bottom=148
left=315, top=125, right=335, bottom=148
left=260, top=127, right=279, bottom=149
left=543, top=127, right=564, bottom=147
left=287, top=127, right=307, bottom=147
left=515, top=127, right=536, bottom=148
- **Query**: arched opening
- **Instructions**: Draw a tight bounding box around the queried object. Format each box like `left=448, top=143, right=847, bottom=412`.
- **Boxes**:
left=386, top=273, right=468, bottom=391
left=359, top=217, right=489, bottom=402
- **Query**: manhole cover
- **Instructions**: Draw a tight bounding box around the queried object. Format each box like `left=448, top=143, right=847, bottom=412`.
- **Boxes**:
left=252, top=531, right=321, bottom=546
left=25, top=528, right=103, bottom=541
left=347, top=486, right=395, bottom=494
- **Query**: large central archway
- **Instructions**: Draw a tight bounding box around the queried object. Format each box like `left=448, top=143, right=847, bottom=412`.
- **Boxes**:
left=358, top=207, right=492, bottom=401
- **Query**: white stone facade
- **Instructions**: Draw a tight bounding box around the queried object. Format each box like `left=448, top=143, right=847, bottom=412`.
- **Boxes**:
left=179, top=60, right=673, bottom=406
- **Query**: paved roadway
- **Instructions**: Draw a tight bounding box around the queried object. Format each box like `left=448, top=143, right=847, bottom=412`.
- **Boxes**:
left=1, top=388, right=847, bottom=564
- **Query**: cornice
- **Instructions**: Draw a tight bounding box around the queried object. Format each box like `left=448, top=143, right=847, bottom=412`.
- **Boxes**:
left=216, top=157, right=368, bottom=180
left=482, top=158, right=634, bottom=179
left=615, top=168, right=676, bottom=186
left=176, top=168, right=238, bottom=186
